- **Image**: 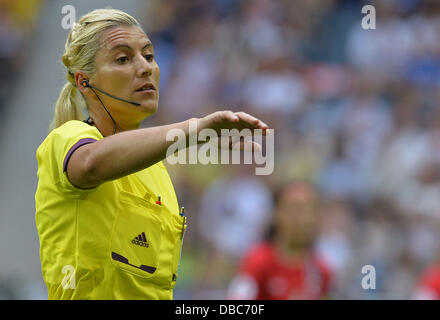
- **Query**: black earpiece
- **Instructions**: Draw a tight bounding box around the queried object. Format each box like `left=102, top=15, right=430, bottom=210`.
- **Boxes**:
left=81, top=79, right=90, bottom=88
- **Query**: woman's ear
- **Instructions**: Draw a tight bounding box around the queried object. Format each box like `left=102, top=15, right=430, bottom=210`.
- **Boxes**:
left=75, top=71, right=93, bottom=97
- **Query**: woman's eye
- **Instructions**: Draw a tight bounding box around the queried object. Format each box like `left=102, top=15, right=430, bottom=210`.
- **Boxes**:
left=116, top=56, right=129, bottom=64
left=144, top=54, right=154, bottom=62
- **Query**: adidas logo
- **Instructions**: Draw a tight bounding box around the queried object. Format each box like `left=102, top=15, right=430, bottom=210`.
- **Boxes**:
left=131, top=232, right=150, bottom=248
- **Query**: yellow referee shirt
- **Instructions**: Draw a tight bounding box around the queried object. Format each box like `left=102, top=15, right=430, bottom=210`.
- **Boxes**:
left=35, top=120, right=187, bottom=299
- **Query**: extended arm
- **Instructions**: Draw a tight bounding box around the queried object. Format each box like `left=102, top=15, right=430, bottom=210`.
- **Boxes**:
left=67, top=111, right=268, bottom=189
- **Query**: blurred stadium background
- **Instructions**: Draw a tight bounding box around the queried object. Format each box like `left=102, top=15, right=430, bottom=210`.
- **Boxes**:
left=1, top=0, right=440, bottom=299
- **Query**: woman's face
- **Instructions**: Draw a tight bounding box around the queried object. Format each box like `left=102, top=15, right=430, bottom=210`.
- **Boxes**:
left=90, top=25, right=160, bottom=127
left=275, top=184, right=320, bottom=249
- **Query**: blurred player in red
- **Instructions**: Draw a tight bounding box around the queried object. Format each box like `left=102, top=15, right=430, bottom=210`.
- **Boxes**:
left=227, top=181, right=332, bottom=300
left=412, top=255, right=440, bottom=299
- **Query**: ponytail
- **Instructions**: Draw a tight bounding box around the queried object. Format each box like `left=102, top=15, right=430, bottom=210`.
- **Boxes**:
left=49, top=81, right=85, bottom=132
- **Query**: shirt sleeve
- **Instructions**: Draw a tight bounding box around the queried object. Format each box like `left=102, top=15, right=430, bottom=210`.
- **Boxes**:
left=317, top=259, right=332, bottom=298
left=413, top=267, right=440, bottom=300
left=37, top=120, right=103, bottom=197
left=239, top=245, right=269, bottom=281
left=227, top=244, right=269, bottom=299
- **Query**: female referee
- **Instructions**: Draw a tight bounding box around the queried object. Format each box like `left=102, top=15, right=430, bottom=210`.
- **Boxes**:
left=35, top=8, right=269, bottom=300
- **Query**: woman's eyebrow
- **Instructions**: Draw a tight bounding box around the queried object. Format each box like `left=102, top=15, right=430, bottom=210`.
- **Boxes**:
left=110, top=42, right=152, bottom=52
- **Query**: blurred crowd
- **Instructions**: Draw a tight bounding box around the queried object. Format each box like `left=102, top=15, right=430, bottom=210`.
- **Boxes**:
left=0, top=0, right=44, bottom=299
left=139, top=0, right=440, bottom=299
left=0, top=0, right=44, bottom=115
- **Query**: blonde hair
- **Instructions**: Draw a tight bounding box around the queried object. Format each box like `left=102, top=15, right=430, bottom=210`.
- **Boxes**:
left=49, top=8, right=140, bottom=131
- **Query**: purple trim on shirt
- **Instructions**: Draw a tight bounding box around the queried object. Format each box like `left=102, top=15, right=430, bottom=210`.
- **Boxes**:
left=63, top=138, right=97, bottom=172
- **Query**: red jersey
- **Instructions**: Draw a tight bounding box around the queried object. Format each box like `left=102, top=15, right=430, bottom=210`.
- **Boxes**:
left=228, top=242, right=331, bottom=300
left=413, top=264, right=440, bottom=300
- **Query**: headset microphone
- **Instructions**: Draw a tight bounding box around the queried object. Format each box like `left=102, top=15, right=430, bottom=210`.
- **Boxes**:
left=81, top=80, right=141, bottom=106
left=80, top=79, right=141, bottom=135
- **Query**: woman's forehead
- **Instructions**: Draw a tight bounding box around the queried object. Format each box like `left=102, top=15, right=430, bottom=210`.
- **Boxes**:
left=100, top=25, right=150, bottom=51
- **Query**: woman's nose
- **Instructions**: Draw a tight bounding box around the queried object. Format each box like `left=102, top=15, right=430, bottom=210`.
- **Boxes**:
left=136, top=56, right=153, bottom=77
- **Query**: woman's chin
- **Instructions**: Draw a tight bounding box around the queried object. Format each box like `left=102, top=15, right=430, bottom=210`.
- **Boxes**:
left=137, top=101, right=158, bottom=115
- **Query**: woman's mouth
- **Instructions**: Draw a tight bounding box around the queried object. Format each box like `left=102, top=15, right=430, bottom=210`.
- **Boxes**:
left=135, top=83, right=156, bottom=93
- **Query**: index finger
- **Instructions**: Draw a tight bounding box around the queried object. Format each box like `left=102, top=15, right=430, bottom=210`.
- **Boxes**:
left=235, top=112, right=268, bottom=130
